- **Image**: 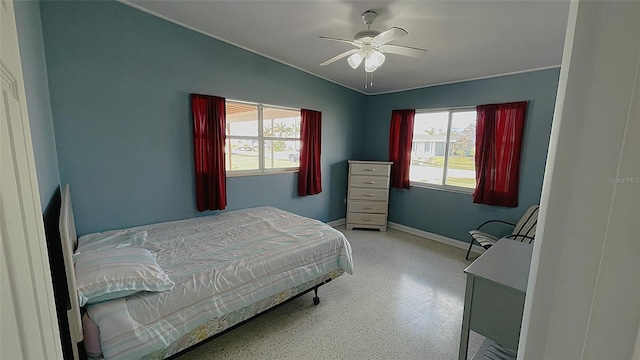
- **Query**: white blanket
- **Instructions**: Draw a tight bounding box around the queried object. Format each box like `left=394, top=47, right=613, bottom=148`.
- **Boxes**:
left=81, top=207, right=353, bottom=359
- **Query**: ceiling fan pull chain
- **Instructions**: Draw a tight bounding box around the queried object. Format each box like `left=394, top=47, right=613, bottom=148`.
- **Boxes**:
left=363, top=71, right=374, bottom=89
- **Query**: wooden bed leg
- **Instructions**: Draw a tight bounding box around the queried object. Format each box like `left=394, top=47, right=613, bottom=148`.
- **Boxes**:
left=313, top=287, right=320, bottom=305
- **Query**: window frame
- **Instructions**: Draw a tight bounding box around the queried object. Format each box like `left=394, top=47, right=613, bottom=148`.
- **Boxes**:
left=409, top=107, right=477, bottom=194
left=225, top=100, right=301, bottom=177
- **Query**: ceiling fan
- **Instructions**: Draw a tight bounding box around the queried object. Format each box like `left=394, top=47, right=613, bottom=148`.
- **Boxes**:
left=319, top=10, right=428, bottom=74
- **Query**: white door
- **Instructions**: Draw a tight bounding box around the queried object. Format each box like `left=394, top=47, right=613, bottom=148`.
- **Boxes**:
left=0, top=1, right=63, bottom=359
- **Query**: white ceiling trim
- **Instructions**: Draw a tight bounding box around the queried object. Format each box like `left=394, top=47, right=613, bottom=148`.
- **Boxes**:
left=368, top=65, right=562, bottom=96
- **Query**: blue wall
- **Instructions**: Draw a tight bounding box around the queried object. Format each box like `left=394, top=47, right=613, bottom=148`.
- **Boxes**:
left=14, top=0, right=60, bottom=211
left=39, top=1, right=366, bottom=235
left=363, top=69, right=560, bottom=242
left=37, top=1, right=559, bottom=244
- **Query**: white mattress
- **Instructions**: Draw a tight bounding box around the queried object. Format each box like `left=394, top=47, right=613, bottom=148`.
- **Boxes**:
left=81, top=207, right=353, bottom=360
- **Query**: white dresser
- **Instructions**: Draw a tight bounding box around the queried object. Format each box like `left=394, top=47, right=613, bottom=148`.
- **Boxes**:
left=346, top=160, right=393, bottom=231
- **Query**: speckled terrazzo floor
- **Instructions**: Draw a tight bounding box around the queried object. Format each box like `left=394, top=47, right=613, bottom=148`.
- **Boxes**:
left=175, top=226, right=484, bottom=360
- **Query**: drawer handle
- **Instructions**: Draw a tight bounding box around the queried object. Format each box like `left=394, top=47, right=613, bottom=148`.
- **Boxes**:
left=362, top=206, right=373, bottom=210
left=362, top=193, right=375, bottom=197
left=362, top=217, right=372, bottom=221
left=364, top=168, right=376, bottom=172
left=363, top=181, right=375, bottom=184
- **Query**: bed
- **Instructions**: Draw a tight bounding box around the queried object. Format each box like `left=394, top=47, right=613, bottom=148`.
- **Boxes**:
left=56, top=184, right=353, bottom=359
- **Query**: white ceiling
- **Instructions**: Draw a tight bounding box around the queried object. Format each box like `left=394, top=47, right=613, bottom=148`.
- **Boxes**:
left=122, top=0, right=570, bottom=95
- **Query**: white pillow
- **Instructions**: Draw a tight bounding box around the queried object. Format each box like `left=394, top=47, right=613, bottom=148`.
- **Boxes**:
left=74, top=247, right=174, bottom=306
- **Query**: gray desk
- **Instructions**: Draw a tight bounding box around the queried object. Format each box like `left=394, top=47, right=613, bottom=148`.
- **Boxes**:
left=458, top=239, right=533, bottom=360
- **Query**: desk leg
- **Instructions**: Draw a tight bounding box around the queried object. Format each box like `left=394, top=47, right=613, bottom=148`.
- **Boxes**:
left=459, top=276, right=475, bottom=360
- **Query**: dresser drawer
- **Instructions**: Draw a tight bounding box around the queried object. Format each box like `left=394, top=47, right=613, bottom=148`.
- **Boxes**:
left=350, top=175, right=389, bottom=189
left=349, top=188, right=388, bottom=201
left=347, top=213, right=387, bottom=226
left=350, top=163, right=391, bottom=176
left=348, top=201, right=388, bottom=213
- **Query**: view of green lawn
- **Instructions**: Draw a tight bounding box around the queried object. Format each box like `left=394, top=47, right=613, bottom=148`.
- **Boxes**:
left=410, top=176, right=475, bottom=188
left=410, top=155, right=476, bottom=189
left=428, top=156, right=475, bottom=170
left=227, top=154, right=298, bottom=171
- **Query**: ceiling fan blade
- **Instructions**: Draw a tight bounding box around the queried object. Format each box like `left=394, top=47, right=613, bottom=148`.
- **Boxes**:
left=371, top=27, right=408, bottom=46
left=320, top=49, right=361, bottom=66
left=379, top=44, right=429, bottom=59
left=318, top=36, right=360, bottom=47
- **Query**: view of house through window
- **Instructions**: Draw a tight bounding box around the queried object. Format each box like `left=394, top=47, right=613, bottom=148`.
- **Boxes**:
left=225, top=101, right=300, bottom=174
left=410, top=109, right=477, bottom=190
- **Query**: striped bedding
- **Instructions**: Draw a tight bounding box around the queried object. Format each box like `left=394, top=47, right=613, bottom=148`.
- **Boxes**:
left=81, top=207, right=353, bottom=359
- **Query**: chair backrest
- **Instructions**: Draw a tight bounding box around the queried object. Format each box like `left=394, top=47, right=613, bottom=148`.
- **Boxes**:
left=510, top=205, right=540, bottom=244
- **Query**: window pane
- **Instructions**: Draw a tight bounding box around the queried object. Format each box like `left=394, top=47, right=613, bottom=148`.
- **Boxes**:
left=410, top=112, right=449, bottom=185
left=263, top=107, right=300, bottom=138
left=226, top=102, right=258, bottom=136
left=445, top=111, right=476, bottom=188
left=226, top=139, right=258, bottom=171
left=263, top=140, right=300, bottom=169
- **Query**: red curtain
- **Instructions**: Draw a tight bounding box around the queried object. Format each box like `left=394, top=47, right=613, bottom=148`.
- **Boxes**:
left=388, top=109, right=415, bottom=189
left=191, top=94, right=227, bottom=211
left=298, top=109, right=322, bottom=196
left=473, top=101, right=527, bottom=207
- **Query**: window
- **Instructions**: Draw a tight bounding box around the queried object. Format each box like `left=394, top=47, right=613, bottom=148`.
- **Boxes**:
left=410, top=109, right=477, bottom=191
left=225, top=101, right=300, bottom=175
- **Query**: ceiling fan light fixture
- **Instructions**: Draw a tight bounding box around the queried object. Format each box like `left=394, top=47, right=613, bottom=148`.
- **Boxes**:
left=364, top=57, right=378, bottom=73
left=347, top=52, right=364, bottom=69
left=370, top=50, right=385, bottom=67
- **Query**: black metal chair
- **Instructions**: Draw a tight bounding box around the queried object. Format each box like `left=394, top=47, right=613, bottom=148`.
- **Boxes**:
left=465, top=205, right=539, bottom=260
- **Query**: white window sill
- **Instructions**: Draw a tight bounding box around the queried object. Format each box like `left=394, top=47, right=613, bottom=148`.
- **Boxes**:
left=409, top=181, right=474, bottom=195
left=227, top=168, right=299, bottom=177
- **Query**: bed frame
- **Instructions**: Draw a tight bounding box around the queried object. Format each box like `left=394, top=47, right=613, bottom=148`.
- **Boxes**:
left=157, top=271, right=339, bottom=360
left=51, top=184, right=340, bottom=359
left=43, top=186, right=77, bottom=359
left=43, top=185, right=86, bottom=359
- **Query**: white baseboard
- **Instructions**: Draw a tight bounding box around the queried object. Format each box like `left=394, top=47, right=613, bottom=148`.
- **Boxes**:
left=327, top=218, right=483, bottom=254
left=326, top=218, right=346, bottom=227
left=387, top=222, right=484, bottom=254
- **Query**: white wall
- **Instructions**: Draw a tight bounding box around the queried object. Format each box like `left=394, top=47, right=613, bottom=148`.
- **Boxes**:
left=519, top=1, right=640, bottom=359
